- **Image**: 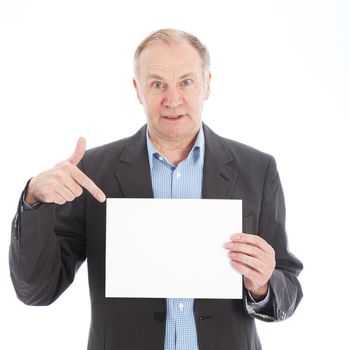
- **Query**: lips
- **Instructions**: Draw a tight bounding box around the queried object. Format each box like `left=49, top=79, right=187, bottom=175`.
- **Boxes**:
left=162, top=114, right=185, bottom=120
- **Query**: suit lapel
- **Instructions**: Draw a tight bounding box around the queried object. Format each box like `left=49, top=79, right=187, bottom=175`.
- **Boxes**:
left=202, top=124, right=238, bottom=199
left=114, top=123, right=238, bottom=200
left=114, top=125, right=154, bottom=198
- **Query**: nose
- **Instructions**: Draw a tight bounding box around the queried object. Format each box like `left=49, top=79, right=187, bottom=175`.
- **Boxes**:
left=162, top=86, right=183, bottom=108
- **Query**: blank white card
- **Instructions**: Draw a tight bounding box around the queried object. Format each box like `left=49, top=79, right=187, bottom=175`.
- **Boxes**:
left=106, top=198, right=242, bottom=299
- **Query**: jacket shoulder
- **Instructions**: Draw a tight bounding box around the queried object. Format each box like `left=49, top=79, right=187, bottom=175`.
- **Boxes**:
left=204, top=124, right=274, bottom=166
left=222, top=136, right=273, bottom=163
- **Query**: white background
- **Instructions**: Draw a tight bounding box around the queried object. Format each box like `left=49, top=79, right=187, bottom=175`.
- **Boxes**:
left=0, top=0, right=349, bottom=349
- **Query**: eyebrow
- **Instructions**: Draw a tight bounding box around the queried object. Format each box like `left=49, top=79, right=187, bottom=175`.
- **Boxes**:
left=179, top=73, right=196, bottom=80
left=146, top=73, right=196, bottom=81
left=146, top=74, right=164, bottom=82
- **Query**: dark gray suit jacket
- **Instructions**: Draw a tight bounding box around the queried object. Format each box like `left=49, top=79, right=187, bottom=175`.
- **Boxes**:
left=9, top=124, right=303, bottom=349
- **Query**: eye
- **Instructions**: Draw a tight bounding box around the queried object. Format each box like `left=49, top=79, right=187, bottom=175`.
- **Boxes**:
left=182, top=79, right=193, bottom=87
left=152, top=81, right=165, bottom=89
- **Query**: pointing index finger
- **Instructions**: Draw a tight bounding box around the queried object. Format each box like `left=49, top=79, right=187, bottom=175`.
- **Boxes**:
left=72, top=166, right=106, bottom=202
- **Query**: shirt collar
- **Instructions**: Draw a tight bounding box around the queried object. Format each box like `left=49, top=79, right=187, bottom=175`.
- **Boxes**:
left=146, top=124, right=205, bottom=170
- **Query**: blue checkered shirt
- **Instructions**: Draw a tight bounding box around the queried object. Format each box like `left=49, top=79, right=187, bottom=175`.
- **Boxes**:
left=146, top=126, right=205, bottom=350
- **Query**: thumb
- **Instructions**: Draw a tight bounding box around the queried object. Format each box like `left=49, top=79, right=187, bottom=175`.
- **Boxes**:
left=69, top=137, right=86, bottom=166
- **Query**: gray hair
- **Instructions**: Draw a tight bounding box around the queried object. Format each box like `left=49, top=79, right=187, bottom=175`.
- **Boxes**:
left=133, top=28, right=210, bottom=77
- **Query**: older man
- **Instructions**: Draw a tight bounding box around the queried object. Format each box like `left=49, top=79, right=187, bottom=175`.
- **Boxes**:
left=10, top=29, right=303, bottom=350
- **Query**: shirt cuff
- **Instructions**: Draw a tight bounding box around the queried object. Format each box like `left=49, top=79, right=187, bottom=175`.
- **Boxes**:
left=21, top=192, right=41, bottom=211
left=247, top=286, right=271, bottom=312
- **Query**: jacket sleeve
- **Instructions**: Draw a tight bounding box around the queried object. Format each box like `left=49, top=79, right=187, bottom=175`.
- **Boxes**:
left=9, top=181, right=86, bottom=306
left=244, top=156, right=303, bottom=322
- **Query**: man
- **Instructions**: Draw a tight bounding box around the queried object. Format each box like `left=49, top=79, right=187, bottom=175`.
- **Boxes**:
left=9, top=29, right=303, bottom=349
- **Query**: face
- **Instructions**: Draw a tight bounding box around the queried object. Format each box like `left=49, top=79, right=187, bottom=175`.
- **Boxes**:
left=133, top=40, right=211, bottom=144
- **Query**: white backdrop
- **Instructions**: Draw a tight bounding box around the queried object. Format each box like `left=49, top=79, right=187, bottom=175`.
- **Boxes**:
left=1, top=1, right=349, bottom=349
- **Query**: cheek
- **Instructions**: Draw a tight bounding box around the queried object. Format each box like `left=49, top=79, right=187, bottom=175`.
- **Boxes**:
left=189, top=95, right=203, bottom=112
left=188, top=89, right=205, bottom=107
left=144, top=96, right=162, bottom=115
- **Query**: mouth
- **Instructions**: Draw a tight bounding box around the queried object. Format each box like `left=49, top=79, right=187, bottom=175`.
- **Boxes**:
left=162, top=114, right=186, bottom=120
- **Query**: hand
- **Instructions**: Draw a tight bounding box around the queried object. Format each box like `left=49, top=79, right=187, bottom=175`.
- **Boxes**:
left=223, top=233, right=275, bottom=300
left=25, top=137, right=106, bottom=205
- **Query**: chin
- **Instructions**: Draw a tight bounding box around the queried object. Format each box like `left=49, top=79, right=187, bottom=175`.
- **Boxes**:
left=161, top=126, right=198, bottom=141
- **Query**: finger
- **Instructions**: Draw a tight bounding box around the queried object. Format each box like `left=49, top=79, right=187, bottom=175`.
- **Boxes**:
left=71, top=167, right=106, bottom=202
left=223, top=241, right=232, bottom=250
left=53, top=194, right=67, bottom=205
left=55, top=185, right=77, bottom=203
left=44, top=192, right=67, bottom=205
left=69, top=137, right=86, bottom=166
left=61, top=177, right=84, bottom=198
left=228, top=242, right=265, bottom=259
left=228, top=251, right=264, bottom=273
left=223, top=240, right=268, bottom=258
left=231, top=233, right=272, bottom=252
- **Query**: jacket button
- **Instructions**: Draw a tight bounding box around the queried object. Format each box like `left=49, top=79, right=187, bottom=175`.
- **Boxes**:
left=199, top=315, right=212, bottom=320
left=153, top=312, right=166, bottom=322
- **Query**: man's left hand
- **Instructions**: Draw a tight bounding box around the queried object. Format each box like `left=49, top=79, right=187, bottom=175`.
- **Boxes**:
left=223, top=233, right=276, bottom=301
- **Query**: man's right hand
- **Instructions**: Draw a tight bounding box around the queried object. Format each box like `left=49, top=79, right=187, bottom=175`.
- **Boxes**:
left=25, top=137, right=106, bottom=206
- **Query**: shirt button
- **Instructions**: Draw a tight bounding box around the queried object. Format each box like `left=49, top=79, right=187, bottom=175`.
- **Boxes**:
left=159, top=156, right=163, bottom=161
left=179, top=303, right=184, bottom=311
left=176, top=171, right=181, bottom=178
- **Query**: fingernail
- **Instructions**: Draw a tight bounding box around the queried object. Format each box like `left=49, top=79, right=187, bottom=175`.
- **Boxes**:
left=223, top=242, right=232, bottom=249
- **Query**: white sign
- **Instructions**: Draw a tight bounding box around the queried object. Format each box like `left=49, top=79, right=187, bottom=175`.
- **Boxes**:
left=106, top=198, right=242, bottom=299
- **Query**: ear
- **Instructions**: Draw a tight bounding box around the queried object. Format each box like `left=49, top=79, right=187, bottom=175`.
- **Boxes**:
left=133, top=78, right=143, bottom=104
left=204, top=71, right=211, bottom=100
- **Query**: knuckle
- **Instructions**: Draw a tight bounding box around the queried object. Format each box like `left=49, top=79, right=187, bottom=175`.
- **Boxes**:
left=271, top=259, right=276, bottom=269
left=257, top=260, right=264, bottom=272
left=246, top=245, right=254, bottom=256
left=52, top=171, right=64, bottom=183
left=253, top=236, right=260, bottom=246
left=57, top=162, right=74, bottom=177
left=237, top=253, right=245, bottom=262
left=59, top=160, right=71, bottom=171
left=271, top=248, right=276, bottom=259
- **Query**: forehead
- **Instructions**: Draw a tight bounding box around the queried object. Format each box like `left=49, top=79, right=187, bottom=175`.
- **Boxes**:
left=137, top=40, right=202, bottom=79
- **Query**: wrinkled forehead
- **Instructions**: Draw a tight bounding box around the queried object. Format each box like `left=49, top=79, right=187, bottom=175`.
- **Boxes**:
left=137, top=41, right=203, bottom=81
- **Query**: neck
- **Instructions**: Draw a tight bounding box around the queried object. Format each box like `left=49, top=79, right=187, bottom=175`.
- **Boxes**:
left=149, top=131, right=199, bottom=166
